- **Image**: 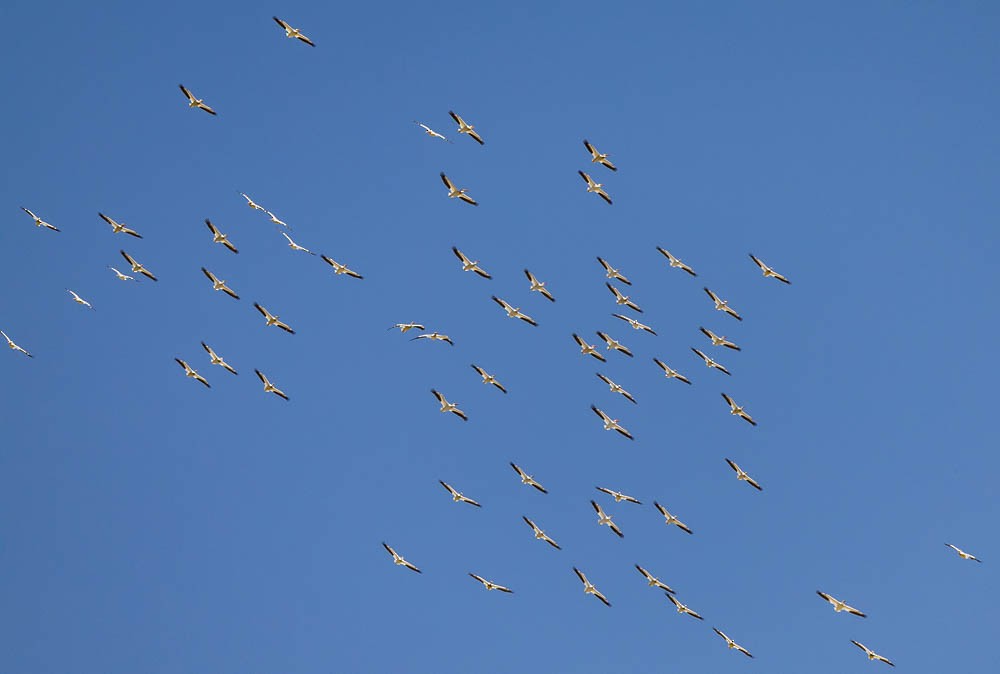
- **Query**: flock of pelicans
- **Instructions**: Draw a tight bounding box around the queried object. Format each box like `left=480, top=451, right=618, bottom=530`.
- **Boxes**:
left=7, top=15, right=986, bottom=669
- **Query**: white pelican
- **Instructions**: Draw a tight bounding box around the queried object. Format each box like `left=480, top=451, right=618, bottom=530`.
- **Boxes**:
left=851, top=640, right=894, bottom=666
left=471, top=364, right=506, bottom=393
left=492, top=296, right=538, bottom=326
left=178, top=84, right=216, bottom=115
left=596, top=373, right=636, bottom=404
left=653, top=501, right=692, bottom=534
left=749, top=254, right=791, bottom=284
left=107, top=266, right=139, bottom=282
left=1, top=330, right=33, bottom=358
left=656, top=247, right=697, bottom=276
left=253, top=303, right=295, bottom=334
left=596, top=331, right=632, bottom=358
left=175, top=358, right=210, bottom=388
left=591, top=405, right=634, bottom=440
left=721, top=393, right=756, bottom=426
left=382, top=542, right=421, bottom=573
left=573, top=333, right=606, bottom=362
left=413, top=121, right=451, bottom=142
left=652, top=358, right=692, bottom=385
left=448, top=110, right=484, bottom=145
left=452, top=247, right=491, bottom=278
left=524, top=269, right=555, bottom=301
left=440, top=172, right=477, bottom=206
left=574, top=567, right=611, bottom=606
left=410, top=332, right=454, bottom=346
left=66, top=289, right=94, bottom=310
left=272, top=16, right=315, bottom=46
left=201, top=342, right=237, bottom=375
left=240, top=192, right=266, bottom=211
left=606, top=283, right=643, bottom=313
left=279, top=231, right=315, bottom=255
left=725, top=459, right=763, bottom=491
left=469, top=574, right=512, bottom=593
left=20, top=207, right=59, bottom=232
left=320, top=255, right=363, bottom=279
left=713, top=629, right=753, bottom=658
left=99, top=212, right=142, bottom=238
left=635, top=564, right=674, bottom=593
left=691, top=348, right=730, bottom=375
left=510, top=462, right=548, bottom=493
left=699, top=326, right=741, bottom=351
left=439, top=480, right=482, bottom=507
left=596, top=487, right=641, bottom=505
left=596, top=257, right=630, bottom=285
left=265, top=210, right=288, bottom=228
left=204, top=219, right=238, bottom=253
left=578, top=170, right=612, bottom=205
left=201, top=268, right=240, bottom=300
left=612, top=313, right=655, bottom=335
left=945, top=543, right=983, bottom=562
left=431, top=389, right=467, bottom=421
left=704, top=287, right=742, bottom=321
left=667, top=593, right=704, bottom=620
left=522, top=516, right=560, bottom=549
left=583, top=139, right=617, bottom=171
left=816, top=591, right=866, bottom=617
left=120, top=250, right=157, bottom=281
left=388, top=322, right=425, bottom=333
left=254, top=369, right=289, bottom=400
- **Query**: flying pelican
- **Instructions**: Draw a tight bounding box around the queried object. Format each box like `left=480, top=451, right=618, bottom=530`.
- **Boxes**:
left=578, top=170, right=612, bottom=205
left=279, top=231, right=315, bottom=255
left=522, top=516, right=560, bottom=549
left=448, top=110, right=484, bottom=145
left=591, top=405, right=634, bottom=440
left=204, top=218, right=238, bottom=253
left=272, top=16, right=315, bottom=46
left=471, top=364, right=506, bottom=393
left=439, top=480, right=482, bottom=507
left=240, top=192, right=266, bottom=211
left=612, top=313, right=655, bottom=335
left=656, top=247, right=697, bottom=276
left=99, top=212, right=142, bottom=238
left=178, top=84, right=216, bottom=115
left=713, top=629, right=753, bottom=658
left=201, top=342, right=237, bottom=375
left=253, top=303, right=295, bottom=334
left=452, top=247, right=491, bottom=278
left=120, top=250, right=157, bottom=281
left=652, top=358, right=692, bottom=385
left=574, top=568, right=611, bottom=606
left=20, top=207, right=60, bottom=232
left=468, top=574, right=512, bottom=593
left=945, top=543, right=983, bottom=562
left=201, top=268, right=240, bottom=300
left=721, top=393, right=756, bottom=426
left=320, top=255, right=363, bottom=279
left=816, top=591, right=866, bottom=617
left=691, top=348, right=730, bottom=375
left=388, top=322, right=425, bottom=333
left=492, top=296, right=538, bottom=326
left=596, top=331, right=633, bottom=357
left=703, top=287, right=742, bottom=321
left=66, top=289, right=94, bottom=310
left=174, top=358, right=210, bottom=388
left=413, top=121, right=451, bottom=142
left=596, top=257, right=630, bottom=285
left=583, top=139, right=617, bottom=171
left=699, top=327, right=741, bottom=351
left=596, top=487, right=641, bottom=505
left=410, top=332, right=454, bottom=346
left=265, top=210, right=288, bottom=228
left=524, top=269, right=555, bottom=301
left=725, top=459, right=763, bottom=491
left=635, top=564, right=674, bottom=593
left=510, top=462, right=547, bottom=493
left=851, top=641, right=894, bottom=666
left=573, top=333, right=606, bottom=362
left=431, top=389, right=467, bottom=421
left=254, top=369, right=289, bottom=400
left=1, top=330, right=33, bottom=357
left=382, top=542, right=421, bottom=573
left=107, top=266, right=139, bottom=282
left=653, top=501, right=692, bottom=535
left=606, top=283, right=643, bottom=313
left=667, top=593, right=704, bottom=620
left=596, top=373, right=636, bottom=404
left=440, top=172, right=478, bottom=206
left=749, top=254, right=791, bottom=284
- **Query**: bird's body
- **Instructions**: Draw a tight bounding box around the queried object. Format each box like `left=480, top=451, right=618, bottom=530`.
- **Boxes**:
left=107, top=266, right=138, bottom=282
left=656, top=247, right=696, bottom=276
left=635, top=564, right=674, bottom=593
left=265, top=210, right=288, bottom=228
left=583, top=139, right=617, bottom=171
left=471, top=364, right=506, bottom=393
left=691, top=348, right=730, bottom=375
left=522, top=516, right=560, bottom=549
left=413, top=121, right=450, bottom=142
left=240, top=192, right=266, bottom=211
left=579, top=170, right=612, bottom=204
left=492, top=296, right=537, bottom=326
left=596, top=331, right=632, bottom=358
left=612, top=313, right=655, bottom=334
left=439, top=480, right=481, bottom=507
left=606, top=283, right=642, bottom=313
left=382, top=542, right=421, bottom=573
left=573, top=567, right=611, bottom=606
left=410, top=332, right=454, bottom=346
left=254, top=303, right=295, bottom=333
left=179, top=84, right=216, bottom=115
left=749, top=254, right=791, bottom=284
left=704, top=287, right=742, bottom=321
left=205, top=219, right=238, bottom=253
left=945, top=543, right=982, bottom=562
left=524, top=269, right=555, bottom=301
left=722, top=393, right=756, bottom=425
left=280, top=231, right=314, bottom=255
left=573, top=333, right=606, bottom=361
left=596, top=486, right=641, bottom=504
left=591, top=405, right=634, bottom=440
left=654, top=501, right=692, bottom=534
left=653, top=358, right=692, bottom=385
left=453, top=247, right=491, bottom=278
left=699, top=327, right=740, bottom=351
left=255, top=369, right=289, bottom=400
left=667, top=593, right=704, bottom=620
left=596, top=373, right=636, bottom=404
left=273, top=16, right=315, bottom=46
left=431, top=389, right=467, bottom=421
left=201, top=342, right=237, bottom=375
left=469, top=573, right=512, bottom=593
left=202, top=268, right=240, bottom=300
left=66, top=289, right=94, bottom=310
left=851, top=640, right=894, bottom=666
left=389, top=322, right=425, bottom=333
left=817, top=591, right=866, bottom=617
left=21, top=207, right=59, bottom=232
left=510, top=462, right=547, bottom=493
left=175, top=358, right=210, bottom=388
left=713, top=629, right=753, bottom=658
left=597, top=257, right=630, bottom=284
left=449, top=110, right=484, bottom=145
left=726, top=458, right=763, bottom=491
left=1, top=330, right=33, bottom=358
left=440, top=172, right=478, bottom=205
left=120, top=250, right=157, bottom=281
left=99, top=212, right=142, bottom=238
left=320, top=255, right=363, bottom=279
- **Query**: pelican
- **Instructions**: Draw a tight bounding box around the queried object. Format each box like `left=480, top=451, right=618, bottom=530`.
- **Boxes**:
left=591, top=405, right=634, bottom=440
left=596, top=373, right=636, bottom=404
left=413, top=121, right=451, bottom=142
left=578, top=170, right=612, bottom=205
left=653, top=501, right=692, bottom=534
left=469, top=574, right=512, bottom=593
left=510, top=462, right=547, bottom=494
left=816, top=591, right=866, bottom=617
left=596, top=487, right=641, bottom=505
left=606, top=283, right=642, bottom=313
left=1, top=330, right=33, bottom=358
left=99, top=212, right=142, bottom=238
left=201, top=342, right=237, bottom=375
left=66, top=289, right=94, bottom=310
left=120, top=250, right=157, bottom=281
left=573, top=333, right=606, bottom=362
left=597, top=257, right=630, bottom=285
left=713, top=629, right=753, bottom=658
left=279, top=231, right=315, bottom=255
left=431, top=389, right=467, bottom=421
left=452, top=247, right=491, bottom=278
left=722, top=393, right=756, bottom=426
left=652, top=358, right=692, bottom=385
left=204, top=219, right=238, bottom=253
left=448, top=110, right=484, bottom=145
left=583, top=139, right=617, bottom=171
left=667, top=593, right=704, bottom=620
left=851, top=641, right=894, bottom=666
left=382, top=542, right=421, bottom=573
left=440, top=172, right=478, bottom=206
left=178, top=84, right=216, bottom=115
left=596, top=331, right=633, bottom=358
left=573, top=567, right=611, bottom=606
left=656, top=247, right=697, bottom=276
left=945, top=543, right=983, bottom=562
left=471, top=364, right=506, bottom=393
left=726, top=459, right=762, bottom=491
left=240, top=192, right=266, bottom=211
left=388, top=322, right=425, bottom=333
left=320, top=255, right=363, bottom=279
left=253, top=303, right=295, bottom=334
left=635, top=564, right=674, bottom=593
left=410, top=332, right=454, bottom=346
left=201, top=268, right=240, bottom=300
left=703, top=287, right=742, bottom=321
left=492, top=296, right=538, bottom=326
left=254, top=369, right=289, bottom=400
left=20, top=207, right=59, bottom=232
left=691, top=348, right=730, bottom=375
left=174, top=358, right=210, bottom=388
left=749, top=254, right=791, bottom=284
left=699, top=327, right=741, bottom=351
left=439, top=480, right=482, bottom=507
left=522, top=516, right=560, bottom=549
left=612, top=313, right=655, bottom=335
left=272, top=16, right=315, bottom=46
left=107, top=266, right=139, bottom=282
left=265, top=210, right=288, bottom=228
left=524, top=269, right=555, bottom=301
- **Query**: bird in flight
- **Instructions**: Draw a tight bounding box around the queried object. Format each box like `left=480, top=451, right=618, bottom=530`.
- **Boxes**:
left=120, top=250, right=158, bottom=281
left=413, top=121, right=450, bottom=142
left=596, top=487, right=641, bottom=505
left=612, top=313, right=655, bottom=335
left=699, top=327, right=740, bottom=351
left=272, top=16, right=315, bottom=46
left=510, top=462, right=547, bottom=494
left=240, top=192, right=266, bottom=211
left=524, top=269, right=555, bottom=301
left=578, top=170, right=612, bottom=205
left=1, top=330, right=33, bottom=358
left=596, top=373, right=636, bottom=404
left=749, top=254, right=791, bottom=284
left=597, top=257, right=630, bottom=285
left=851, top=640, right=894, bottom=666
left=204, top=219, right=238, bottom=253
left=439, top=480, right=482, bottom=507
left=816, top=591, right=866, bottom=617
left=725, top=459, right=763, bottom=491
left=945, top=543, right=982, bottom=562
left=279, top=231, right=315, bottom=255
left=202, top=268, right=240, bottom=300
left=320, top=255, right=363, bottom=279
left=382, top=542, right=421, bottom=573
left=468, top=573, right=512, bottom=593
left=691, top=348, right=731, bottom=375
left=653, top=358, right=692, bottom=385
left=704, top=287, right=742, bottom=321
left=431, top=389, right=467, bottom=421
left=178, top=84, right=216, bottom=115
left=667, top=593, right=704, bottom=620
left=634, top=564, right=674, bottom=593
left=448, top=110, right=484, bottom=145
left=654, top=501, right=692, bottom=535
left=452, top=247, right=491, bottom=278
left=21, top=207, right=59, bottom=232
left=255, top=369, right=289, bottom=400
left=573, top=567, right=611, bottom=607
left=596, top=331, right=633, bottom=358
left=388, top=322, right=425, bottom=334
left=99, top=212, right=142, bottom=238
left=440, top=172, right=477, bottom=206
left=107, top=266, right=139, bottom=282
left=606, top=283, right=643, bottom=313
left=573, top=333, right=606, bottom=362
left=522, top=516, right=560, bottom=549
left=583, top=139, right=617, bottom=171
left=175, top=358, right=210, bottom=388
left=721, top=393, right=756, bottom=426
left=66, top=289, right=94, bottom=310
left=713, top=629, right=753, bottom=658
left=471, top=364, right=506, bottom=393
left=410, top=332, right=454, bottom=346
left=656, top=247, right=697, bottom=276
left=254, top=303, right=295, bottom=334
left=201, top=342, right=237, bottom=375
left=265, top=210, right=288, bottom=228
left=591, top=405, right=634, bottom=440
left=492, top=296, right=538, bottom=326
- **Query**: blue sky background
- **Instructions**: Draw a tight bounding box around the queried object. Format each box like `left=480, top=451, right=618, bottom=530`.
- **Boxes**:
left=2, top=1, right=997, bottom=672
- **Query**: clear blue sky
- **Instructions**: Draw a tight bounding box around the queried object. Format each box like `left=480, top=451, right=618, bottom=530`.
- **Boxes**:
left=2, top=1, right=997, bottom=672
